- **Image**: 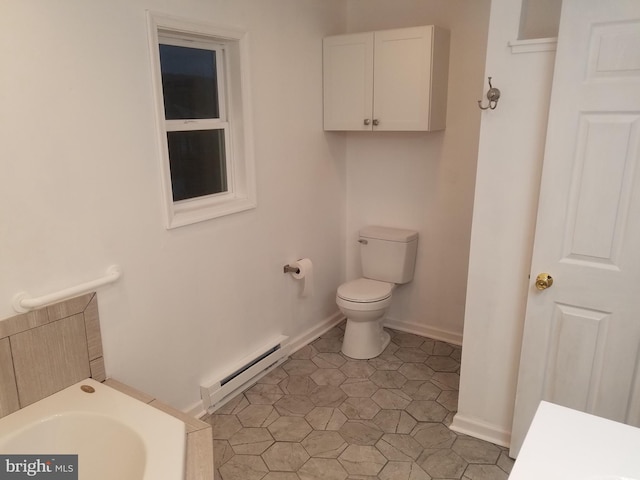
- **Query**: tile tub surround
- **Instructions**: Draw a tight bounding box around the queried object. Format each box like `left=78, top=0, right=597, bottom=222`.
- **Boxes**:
left=0, top=293, right=105, bottom=417
left=206, top=324, right=514, bottom=480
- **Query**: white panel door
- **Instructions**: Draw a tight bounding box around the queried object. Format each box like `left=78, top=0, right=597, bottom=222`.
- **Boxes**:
left=323, top=33, right=373, bottom=131
left=511, top=0, right=640, bottom=457
left=373, top=26, right=433, bottom=131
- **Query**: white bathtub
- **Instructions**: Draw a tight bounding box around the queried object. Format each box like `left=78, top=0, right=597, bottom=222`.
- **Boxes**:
left=0, top=378, right=185, bottom=480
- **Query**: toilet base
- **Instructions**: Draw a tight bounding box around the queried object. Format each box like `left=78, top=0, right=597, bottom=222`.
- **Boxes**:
left=341, top=318, right=391, bottom=360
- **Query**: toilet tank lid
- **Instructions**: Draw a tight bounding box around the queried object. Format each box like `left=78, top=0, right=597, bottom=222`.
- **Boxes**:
left=360, top=226, right=418, bottom=242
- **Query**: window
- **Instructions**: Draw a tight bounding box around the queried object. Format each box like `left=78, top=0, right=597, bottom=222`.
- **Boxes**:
left=147, top=13, right=256, bottom=228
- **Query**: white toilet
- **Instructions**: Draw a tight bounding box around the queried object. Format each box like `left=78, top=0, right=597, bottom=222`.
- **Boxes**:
left=336, top=226, right=418, bottom=359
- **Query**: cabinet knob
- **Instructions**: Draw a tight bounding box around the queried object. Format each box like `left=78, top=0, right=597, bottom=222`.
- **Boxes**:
left=364, top=119, right=371, bottom=126
left=372, top=119, right=379, bottom=126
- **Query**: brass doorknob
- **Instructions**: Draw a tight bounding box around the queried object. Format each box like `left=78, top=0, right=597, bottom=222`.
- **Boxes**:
left=535, top=273, right=553, bottom=290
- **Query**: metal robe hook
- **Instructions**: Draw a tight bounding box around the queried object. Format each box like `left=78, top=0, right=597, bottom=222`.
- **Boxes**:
left=478, top=77, right=501, bottom=110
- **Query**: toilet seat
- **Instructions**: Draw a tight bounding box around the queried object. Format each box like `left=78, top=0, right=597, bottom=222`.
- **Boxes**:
left=337, top=278, right=393, bottom=303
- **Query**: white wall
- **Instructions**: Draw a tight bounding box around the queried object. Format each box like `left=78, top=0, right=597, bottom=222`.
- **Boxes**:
left=0, top=0, right=347, bottom=411
left=519, top=0, right=562, bottom=39
left=343, top=0, right=491, bottom=343
left=451, top=0, right=556, bottom=447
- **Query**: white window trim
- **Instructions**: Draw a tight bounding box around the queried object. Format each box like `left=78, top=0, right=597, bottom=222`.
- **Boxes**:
left=147, top=11, right=257, bottom=229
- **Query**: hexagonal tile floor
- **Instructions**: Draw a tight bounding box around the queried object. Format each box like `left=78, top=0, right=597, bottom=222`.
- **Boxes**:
left=204, top=323, right=514, bottom=480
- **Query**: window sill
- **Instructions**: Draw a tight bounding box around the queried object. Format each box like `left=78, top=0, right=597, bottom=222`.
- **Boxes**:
left=508, top=37, right=557, bottom=54
left=167, top=195, right=256, bottom=229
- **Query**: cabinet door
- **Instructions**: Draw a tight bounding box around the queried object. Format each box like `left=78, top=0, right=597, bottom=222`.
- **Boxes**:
left=373, top=26, right=433, bottom=131
left=323, top=33, right=373, bottom=131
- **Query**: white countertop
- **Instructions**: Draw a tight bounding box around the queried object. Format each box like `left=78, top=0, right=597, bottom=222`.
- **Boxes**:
left=510, top=401, right=640, bottom=480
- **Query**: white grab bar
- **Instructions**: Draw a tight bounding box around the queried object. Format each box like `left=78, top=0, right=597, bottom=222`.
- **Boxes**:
left=12, top=265, right=122, bottom=313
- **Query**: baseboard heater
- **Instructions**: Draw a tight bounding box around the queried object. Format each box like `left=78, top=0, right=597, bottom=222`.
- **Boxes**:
left=200, top=335, right=290, bottom=411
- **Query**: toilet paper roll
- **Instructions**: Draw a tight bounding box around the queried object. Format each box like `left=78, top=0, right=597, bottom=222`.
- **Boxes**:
left=292, top=258, right=314, bottom=297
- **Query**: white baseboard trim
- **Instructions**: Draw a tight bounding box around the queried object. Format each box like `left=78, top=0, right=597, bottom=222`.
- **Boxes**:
left=384, top=318, right=463, bottom=346
left=450, top=413, right=511, bottom=448
left=287, top=311, right=345, bottom=355
left=188, top=401, right=208, bottom=420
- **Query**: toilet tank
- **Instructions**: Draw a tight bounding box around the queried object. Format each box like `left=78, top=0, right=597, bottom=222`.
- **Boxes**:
left=359, top=226, right=418, bottom=284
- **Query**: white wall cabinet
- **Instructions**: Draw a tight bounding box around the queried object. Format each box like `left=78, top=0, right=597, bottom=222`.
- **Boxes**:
left=323, top=25, right=450, bottom=132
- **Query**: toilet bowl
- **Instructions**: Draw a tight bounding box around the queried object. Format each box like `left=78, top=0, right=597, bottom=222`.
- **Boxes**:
left=336, top=278, right=393, bottom=359
left=336, top=226, right=419, bottom=360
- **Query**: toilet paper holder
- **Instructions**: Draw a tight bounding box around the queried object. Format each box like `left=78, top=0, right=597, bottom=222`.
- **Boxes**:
left=283, top=264, right=301, bottom=274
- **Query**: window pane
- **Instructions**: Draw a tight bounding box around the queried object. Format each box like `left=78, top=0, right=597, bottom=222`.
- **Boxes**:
left=159, top=44, right=219, bottom=119
left=167, top=130, right=227, bottom=201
